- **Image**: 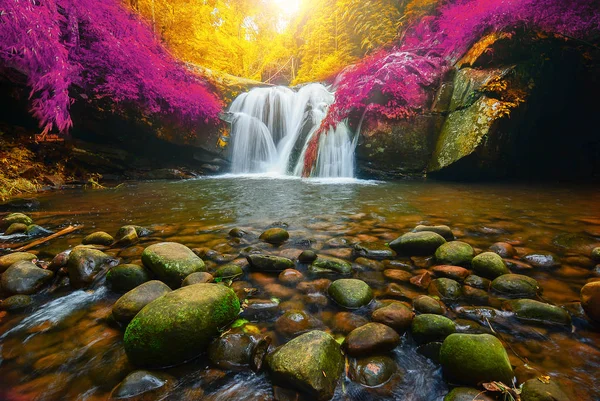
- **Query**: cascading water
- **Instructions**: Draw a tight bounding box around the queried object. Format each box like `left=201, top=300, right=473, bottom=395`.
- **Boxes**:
left=226, top=84, right=358, bottom=178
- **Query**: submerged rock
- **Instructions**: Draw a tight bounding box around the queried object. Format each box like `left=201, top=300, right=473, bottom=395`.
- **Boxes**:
left=411, top=314, right=456, bottom=344
left=214, top=264, right=244, bottom=280
left=429, top=278, right=462, bottom=301
left=353, top=242, right=394, bottom=260
left=491, top=274, right=540, bottom=298
left=266, top=330, right=343, bottom=401
left=389, top=231, right=446, bottom=256
left=298, top=250, right=318, bottom=263
left=0, top=294, right=33, bottom=311
left=247, top=254, right=294, bottom=272
left=114, top=226, right=139, bottom=247
left=435, top=242, right=474, bottom=266
left=67, top=247, right=117, bottom=288
left=83, top=231, right=115, bottom=246
left=489, top=242, right=516, bottom=258
left=440, top=333, right=514, bottom=386
left=25, top=224, right=53, bottom=237
left=275, top=310, right=323, bottom=338
left=522, top=252, right=560, bottom=269
left=328, top=279, right=373, bottom=309
left=109, top=370, right=174, bottom=400
left=343, top=322, right=400, bottom=357
left=507, top=299, right=571, bottom=326
left=0, top=252, right=37, bottom=273
left=259, top=228, right=289, bottom=245
left=124, top=283, right=240, bottom=367
left=141, top=242, right=205, bottom=288
left=106, top=264, right=151, bottom=292
left=581, top=281, right=600, bottom=323
left=472, top=252, right=509, bottom=279
left=332, top=312, right=369, bottom=334
left=349, top=355, right=397, bottom=387
left=1, top=260, right=54, bottom=295
left=112, top=280, right=172, bottom=323
left=208, top=331, right=255, bottom=370
left=309, top=256, right=352, bottom=275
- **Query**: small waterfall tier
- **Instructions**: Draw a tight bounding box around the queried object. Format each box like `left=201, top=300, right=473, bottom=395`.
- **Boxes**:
left=227, top=83, right=357, bottom=178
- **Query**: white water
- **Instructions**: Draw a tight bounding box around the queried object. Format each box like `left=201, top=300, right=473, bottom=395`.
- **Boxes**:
left=227, top=83, right=357, bottom=178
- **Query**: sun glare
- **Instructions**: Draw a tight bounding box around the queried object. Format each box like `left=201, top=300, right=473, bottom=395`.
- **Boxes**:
left=271, top=0, right=301, bottom=16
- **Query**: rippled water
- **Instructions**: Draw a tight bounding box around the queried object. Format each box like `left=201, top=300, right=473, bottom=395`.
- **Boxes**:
left=0, top=177, right=599, bottom=400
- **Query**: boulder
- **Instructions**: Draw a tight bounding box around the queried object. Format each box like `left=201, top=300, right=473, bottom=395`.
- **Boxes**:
left=141, top=242, right=205, bottom=288
left=491, top=274, right=539, bottom=298
left=0, top=252, right=37, bottom=273
left=353, top=242, right=394, bottom=260
left=343, top=323, right=400, bottom=357
left=507, top=299, right=571, bottom=326
left=0, top=294, right=33, bottom=311
left=435, top=242, right=474, bottom=266
left=106, top=264, right=152, bottom=292
left=275, top=310, right=323, bottom=338
left=411, top=314, right=456, bottom=344
left=114, top=226, right=139, bottom=247
left=83, top=231, right=115, bottom=246
left=124, top=283, right=240, bottom=367
left=331, top=312, right=369, bottom=334
left=1, top=260, right=54, bottom=295
left=413, top=295, right=446, bottom=315
left=431, top=265, right=470, bottom=281
left=371, top=302, right=415, bottom=332
left=298, top=250, right=318, bottom=263
left=112, top=280, right=172, bottom=323
left=414, top=225, right=455, bottom=241
left=428, top=278, right=462, bottom=301
left=279, top=269, right=304, bottom=286
left=349, top=355, right=397, bottom=387
left=266, top=330, right=343, bottom=401
left=214, top=264, right=244, bottom=280
left=463, top=275, right=490, bottom=290
left=489, top=242, right=516, bottom=258
left=581, top=281, right=600, bottom=323
left=520, top=378, right=571, bottom=401
left=259, top=228, right=289, bottom=245
left=389, top=232, right=446, bottom=256
left=2, top=212, right=33, bottom=227
left=472, top=252, right=509, bottom=279
left=247, top=254, right=295, bottom=272
left=109, top=370, right=174, bottom=400
left=208, top=331, right=255, bottom=370
left=67, top=247, right=117, bottom=288
left=309, top=256, right=352, bottom=276
left=5, top=223, right=27, bottom=235
left=440, top=333, right=514, bottom=386
left=328, top=279, right=373, bottom=309
left=181, top=272, right=214, bottom=286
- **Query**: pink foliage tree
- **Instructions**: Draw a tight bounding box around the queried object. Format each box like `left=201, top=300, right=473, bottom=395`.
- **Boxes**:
left=303, top=0, right=600, bottom=176
left=0, top=0, right=222, bottom=137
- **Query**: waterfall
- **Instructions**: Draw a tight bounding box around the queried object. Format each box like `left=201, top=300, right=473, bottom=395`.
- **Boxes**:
left=227, top=84, right=357, bottom=178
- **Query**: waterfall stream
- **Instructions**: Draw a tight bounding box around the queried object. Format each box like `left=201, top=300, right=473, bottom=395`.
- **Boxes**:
left=227, top=84, right=357, bottom=178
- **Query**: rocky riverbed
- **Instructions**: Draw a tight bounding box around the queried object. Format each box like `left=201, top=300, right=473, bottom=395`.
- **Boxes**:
left=0, top=178, right=599, bottom=401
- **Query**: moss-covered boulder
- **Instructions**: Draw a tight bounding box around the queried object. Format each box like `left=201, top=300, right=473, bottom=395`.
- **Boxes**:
left=581, top=281, right=600, bottom=323
left=372, top=302, right=415, bottom=332
left=2, top=212, right=33, bottom=227
left=309, top=256, right=352, bottom=276
left=124, top=283, right=240, bottom=367
left=259, top=228, right=289, bottom=245
left=266, top=330, right=343, bottom=401
left=444, top=387, right=496, bottom=401
left=67, top=247, right=117, bottom=288
left=472, top=252, right=509, bottom=279
left=181, top=272, right=214, bottom=286
left=440, top=333, right=514, bottom=386
left=106, top=264, right=152, bottom=293
left=343, top=322, right=400, bottom=357
left=141, top=242, right=205, bottom=288
left=247, top=254, right=294, bottom=272
left=411, top=314, right=456, bottom=344
left=507, top=299, right=571, bottom=326
left=353, top=242, right=394, bottom=260
left=414, top=225, right=455, bottom=241
left=389, top=231, right=446, bottom=256
left=83, top=231, right=115, bottom=246
left=5, top=223, right=27, bottom=235
left=491, top=274, right=540, bottom=298
left=429, top=278, right=462, bottom=301
left=328, top=279, right=373, bottom=309
left=1, top=260, right=54, bottom=295
left=464, top=275, right=491, bottom=290
left=0, top=252, right=36, bottom=273
left=520, top=378, right=571, bottom=401
left=349, top=355, right=397, bottom=387
left=112, top=280, right=172, bottom=323
left=435, top=242, right=475, bottom=266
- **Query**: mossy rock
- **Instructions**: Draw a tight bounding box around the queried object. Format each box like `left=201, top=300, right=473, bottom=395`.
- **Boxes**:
left=259, top=228, right=289, bottom=245
left=266, top=330, right=343, bottom=401
left=106, top=264, right=152, bottom=293
left=114, top=226, right=139, bottom=247
left=2, top=212, right=33, bottom=227
left=444, top=387, right=496, bottom=401
left=429, top=278, right=462, bottom=301
left=214, top=264, right=244, bottom=280
left=309, top=256, right=352, bottom=276
left=388, top=231, right=447, bottom=256
left=328, top=279, right=373, bottom=309
left=349, top=355, right=397, bottom=387
left=5, top=223, right=27, bottom=235
left=0, top=294, right=33, bottom=312
left=413, top=295, right=446, bottom=315
left=247, top=254, right=294, bottom=272
left=435, top=242, right=474, bottom=266
left=520, top=378, right=571, bottom=401
left=67, top=247, right=116, bottom=288
left=440, top=333, right=514, bottom=386
left=141, top=242, right=206, bottom=288
left=507, top=299, right=571, bottom=326
left=1, top=260, right=54, bottom=295
left=124, top=283, right=240, bottom=367
left=411, top=314, right=456, bottom=344
left=491, top=274, right=539, bottom=298
left=112, top=280, right=172, bottom=323
left=0, top=252, right=36, bottom=273
left=83, top=231, right=115, bottom=246
left=463, top=275, right=490, bottom=290
left=182, top=272, right=215, bottom=286
left=472, top=252, right=509, bottom=279
left=592, top=247, right=600, bottom=263
left=353, top=242, right=395, bottom=260
left=414, top=225, right=455, bottom=241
